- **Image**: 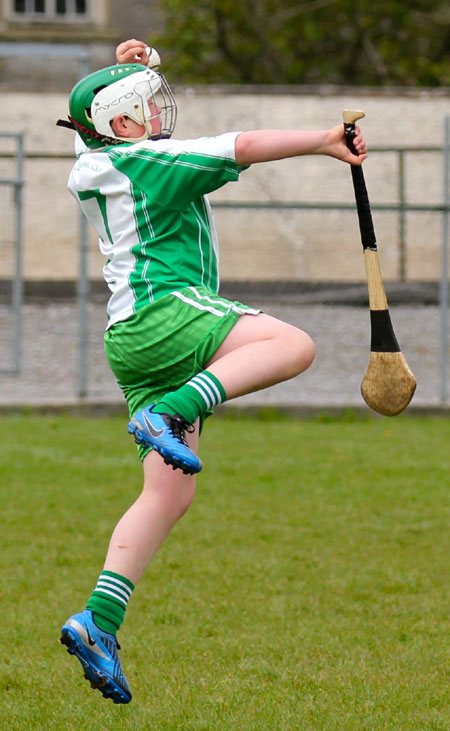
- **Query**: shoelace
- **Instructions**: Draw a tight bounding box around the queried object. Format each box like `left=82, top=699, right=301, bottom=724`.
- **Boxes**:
left=102, top=634, right=121, bottom=653
left=162, top=413, right=195, bottom=446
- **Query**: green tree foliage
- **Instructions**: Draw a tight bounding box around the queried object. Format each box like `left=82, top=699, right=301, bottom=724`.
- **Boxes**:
left=152, top=0, right=449, bottom=86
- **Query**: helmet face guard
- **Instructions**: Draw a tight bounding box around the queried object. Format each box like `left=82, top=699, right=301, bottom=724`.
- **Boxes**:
left=67, top=64, right=177, bottom=149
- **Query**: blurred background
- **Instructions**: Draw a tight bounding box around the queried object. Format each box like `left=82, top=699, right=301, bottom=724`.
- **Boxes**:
left=0, top=0, right=448, bottom=411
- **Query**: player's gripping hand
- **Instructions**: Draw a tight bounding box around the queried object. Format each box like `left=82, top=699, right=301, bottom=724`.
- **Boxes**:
left=116, top=39, right=150, bottom=65
left=320, top=124, right=368, bottom=166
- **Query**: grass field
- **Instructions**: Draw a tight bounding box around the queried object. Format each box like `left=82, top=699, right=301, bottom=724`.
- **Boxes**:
left=0, top=411, right=449, bottom=730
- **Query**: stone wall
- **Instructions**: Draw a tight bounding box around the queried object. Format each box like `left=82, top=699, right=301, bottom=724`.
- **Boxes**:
left=1, top=86, right=448, bottom=284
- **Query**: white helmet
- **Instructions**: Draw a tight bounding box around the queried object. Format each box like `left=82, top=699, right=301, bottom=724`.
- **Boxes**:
left=91, top=66, right=177, bottom=143
left=62, top=63, right=177, bottom=149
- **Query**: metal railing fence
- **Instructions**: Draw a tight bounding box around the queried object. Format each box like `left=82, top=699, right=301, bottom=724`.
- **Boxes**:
left=0, top=133, right=448, bottom=402
left=0, top=132, right=24, bottom=373
left=13, top=142, right=446, bottom=285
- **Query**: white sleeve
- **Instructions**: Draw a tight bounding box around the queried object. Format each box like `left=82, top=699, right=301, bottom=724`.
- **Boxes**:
left=74, top=133, right=89, bottom=156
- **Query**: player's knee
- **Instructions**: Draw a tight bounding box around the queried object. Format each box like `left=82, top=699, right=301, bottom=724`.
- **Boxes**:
left=143, top=459, right=196, bottom=521
left=299, top=331, right=315, bottom=371
left=286, top=328, right=315, bottom=376
left=173, top=476, right=196, bottom=520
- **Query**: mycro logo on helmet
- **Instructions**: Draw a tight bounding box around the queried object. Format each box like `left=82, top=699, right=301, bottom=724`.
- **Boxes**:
left=93, top=91, right=135, bottom=115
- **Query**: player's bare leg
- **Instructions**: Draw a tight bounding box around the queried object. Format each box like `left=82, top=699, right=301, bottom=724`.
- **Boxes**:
left=61, top=425, right=198, bottom=703
left=105, top=316, right=312, bottom=582
left=103, top=422, right=199, bottom=583
left=206, top=313, right=315, bottom=398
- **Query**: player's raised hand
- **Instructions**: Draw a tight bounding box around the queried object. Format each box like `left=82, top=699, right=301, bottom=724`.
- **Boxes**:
left=115, top=39, right=150, bottom=65
left=320, top=124, right=368, bottom=165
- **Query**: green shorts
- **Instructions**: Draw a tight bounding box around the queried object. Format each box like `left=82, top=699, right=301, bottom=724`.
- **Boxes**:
left=104, top=285, right=259, bottom=458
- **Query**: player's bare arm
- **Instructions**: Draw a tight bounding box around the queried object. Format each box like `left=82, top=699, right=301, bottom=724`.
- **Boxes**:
left=235, top=126, right=367, bottom=166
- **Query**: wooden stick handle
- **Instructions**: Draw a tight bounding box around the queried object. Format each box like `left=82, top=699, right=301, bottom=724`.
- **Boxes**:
left=364, top=249, right=388, bottom=310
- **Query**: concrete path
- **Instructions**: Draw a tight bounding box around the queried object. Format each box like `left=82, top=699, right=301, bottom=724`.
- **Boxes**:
left=0, top=298, right=447, bottom=413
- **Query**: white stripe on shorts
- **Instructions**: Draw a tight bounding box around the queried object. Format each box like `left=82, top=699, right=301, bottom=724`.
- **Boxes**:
left=190, top=286, right=259, bottom=315
left=172, top=287, right=259, bottom=317
left=189, top=286, right=231, bottom=310
left=171, top=290, right=226, bottom=317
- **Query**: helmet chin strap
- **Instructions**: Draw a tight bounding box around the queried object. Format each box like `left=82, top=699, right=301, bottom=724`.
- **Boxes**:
left=115, top=106, right=157, bottom=144
left=114, top=127, right=150, bottom=144
left=114, top=122, right=164, bottom=144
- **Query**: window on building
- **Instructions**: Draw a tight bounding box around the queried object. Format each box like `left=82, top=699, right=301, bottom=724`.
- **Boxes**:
left=12, top=0, right=90, bottom=21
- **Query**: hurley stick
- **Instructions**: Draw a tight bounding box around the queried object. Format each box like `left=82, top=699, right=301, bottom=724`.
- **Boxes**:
left=343, top=109, right=416, bottom=416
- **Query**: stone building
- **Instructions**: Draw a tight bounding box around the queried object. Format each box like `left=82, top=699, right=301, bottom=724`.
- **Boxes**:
left=0, top=2, right=448, bottom=289
left=0, top=0, right=159, bottom=90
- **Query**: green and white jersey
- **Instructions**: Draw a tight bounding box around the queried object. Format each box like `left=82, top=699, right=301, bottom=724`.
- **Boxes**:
left=68, top=133, right=244, bottom=327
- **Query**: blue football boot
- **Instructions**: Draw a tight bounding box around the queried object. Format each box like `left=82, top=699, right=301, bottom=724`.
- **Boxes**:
left=60, top=610, right=132, bottom=704
left=127, top=405, right=203, bottom=474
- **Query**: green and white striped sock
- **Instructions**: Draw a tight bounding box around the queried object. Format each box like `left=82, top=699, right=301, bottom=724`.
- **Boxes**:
left=86, top=570, right=134, bottom=635
left=154, top=370, right=226, bottom=425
